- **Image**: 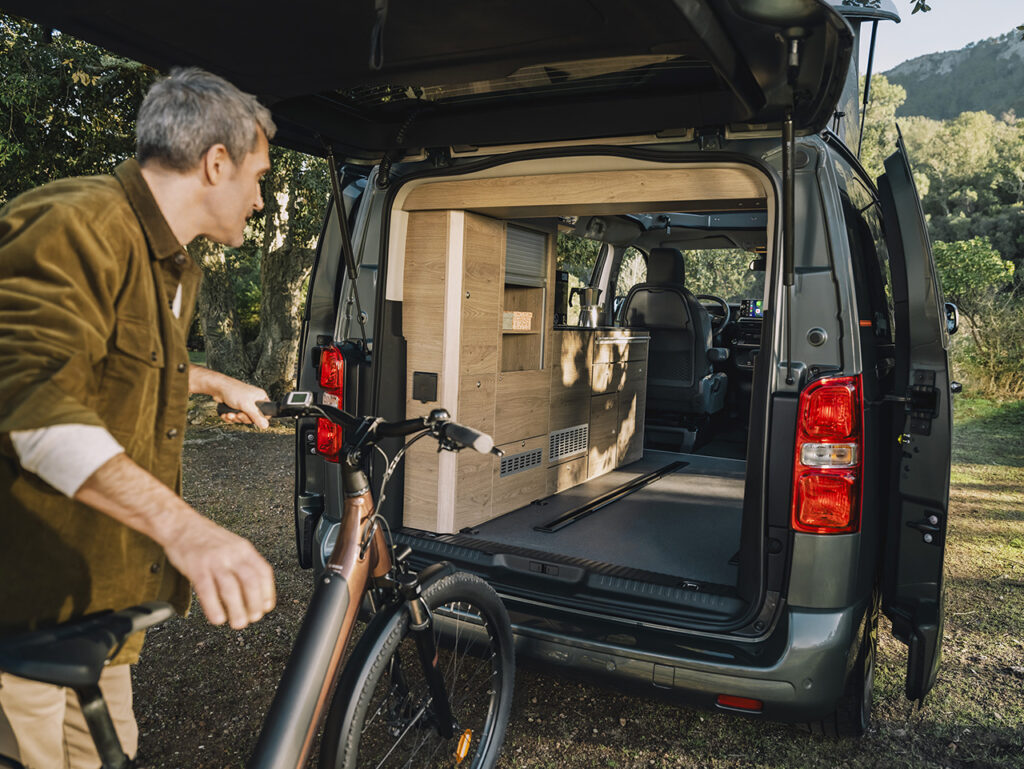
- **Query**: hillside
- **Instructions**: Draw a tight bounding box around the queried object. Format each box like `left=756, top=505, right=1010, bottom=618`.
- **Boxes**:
left=884, top=28, right=1024, bottom=120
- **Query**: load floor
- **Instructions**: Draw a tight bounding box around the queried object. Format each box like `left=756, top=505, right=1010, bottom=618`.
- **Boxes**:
left=401, top=451, right=746, bottom=589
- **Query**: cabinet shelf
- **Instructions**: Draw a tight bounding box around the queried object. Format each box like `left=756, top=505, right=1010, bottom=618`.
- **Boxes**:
left=502, top=329, right=540, bottom=335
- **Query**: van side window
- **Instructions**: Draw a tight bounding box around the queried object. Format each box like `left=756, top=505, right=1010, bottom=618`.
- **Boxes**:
left=833, top=159, right=897, bottom=345
left=556, top=231, right=603, bottom=325
left=614, top=246, right=647, bottom=314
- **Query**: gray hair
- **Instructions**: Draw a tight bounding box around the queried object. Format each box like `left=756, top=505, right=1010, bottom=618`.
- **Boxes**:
left=136, top=67, right=276, bottom=171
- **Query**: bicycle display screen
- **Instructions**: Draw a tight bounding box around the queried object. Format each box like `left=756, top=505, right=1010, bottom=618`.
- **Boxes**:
left=739, top=299, right=763, bottom=319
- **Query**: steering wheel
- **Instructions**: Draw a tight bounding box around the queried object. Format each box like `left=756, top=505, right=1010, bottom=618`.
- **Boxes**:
left=695, top=294, right=731, bottom=334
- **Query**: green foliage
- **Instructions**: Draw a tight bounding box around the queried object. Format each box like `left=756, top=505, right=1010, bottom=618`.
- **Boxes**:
left=933, top=238, right=1023, bottom=396
left=933, top=237, right=1014, bottom=312
left=858, top=75, right=907, bottom=181
left=556, top=231, right=601, bottom=284
left=684, top=249, right=764, bottom=302
left=0, top=14, right=156, bottom=204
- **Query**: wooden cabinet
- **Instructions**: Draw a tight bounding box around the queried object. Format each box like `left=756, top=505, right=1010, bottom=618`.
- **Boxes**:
left=400, top=210, right=649, bottom=532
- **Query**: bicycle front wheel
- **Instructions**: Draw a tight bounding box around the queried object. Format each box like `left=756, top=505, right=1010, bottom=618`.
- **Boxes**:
left=320, top=571, right=515, bottom=769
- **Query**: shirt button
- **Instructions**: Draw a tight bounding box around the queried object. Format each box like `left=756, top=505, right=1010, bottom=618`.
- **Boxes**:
left=150, top=351, right=159, bottom=362
left=166, top=428, right=179, bottom=439
left=173, top=252, right=187, bottom=266
left=177, top=362, right=187, bottom=373
left=150, top=562, right=161, bottom=574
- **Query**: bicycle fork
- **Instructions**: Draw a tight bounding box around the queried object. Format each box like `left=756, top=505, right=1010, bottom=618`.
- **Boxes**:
left=398, top=574, right=457, bottom=740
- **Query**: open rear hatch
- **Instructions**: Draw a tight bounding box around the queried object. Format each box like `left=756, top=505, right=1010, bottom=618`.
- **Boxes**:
left=6, top=0, right=852, bottom=157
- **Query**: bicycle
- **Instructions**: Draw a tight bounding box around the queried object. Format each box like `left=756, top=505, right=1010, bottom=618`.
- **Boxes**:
left=0, top=391, right=515, bottom=769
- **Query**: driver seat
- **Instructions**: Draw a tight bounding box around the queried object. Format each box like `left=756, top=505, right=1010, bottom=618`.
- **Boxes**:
left=619, top=248, right=727, bottom=424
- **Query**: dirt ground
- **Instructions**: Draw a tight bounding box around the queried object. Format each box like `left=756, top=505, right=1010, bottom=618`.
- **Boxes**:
left=130, top=402, right=1024, bottom=769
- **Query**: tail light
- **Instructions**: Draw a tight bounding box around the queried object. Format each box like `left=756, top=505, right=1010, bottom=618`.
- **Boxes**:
left=316, top=346, right=345, bottom=462
left=791, top=375, right=863, bottom=534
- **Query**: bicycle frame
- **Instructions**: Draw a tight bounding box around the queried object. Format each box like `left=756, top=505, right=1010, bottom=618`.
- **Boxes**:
left=248, top=453, right=452, bottom=769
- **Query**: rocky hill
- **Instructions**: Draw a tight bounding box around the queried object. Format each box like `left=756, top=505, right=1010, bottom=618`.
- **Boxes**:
left=883, top=28, right=1024, bottom=119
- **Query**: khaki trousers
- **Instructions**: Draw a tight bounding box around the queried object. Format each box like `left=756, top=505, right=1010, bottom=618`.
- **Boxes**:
left=0, top=665, right=138, bottom=769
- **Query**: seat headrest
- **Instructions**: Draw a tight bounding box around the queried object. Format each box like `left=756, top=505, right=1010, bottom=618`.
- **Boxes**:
left=647, top=248, right=685, bottom=287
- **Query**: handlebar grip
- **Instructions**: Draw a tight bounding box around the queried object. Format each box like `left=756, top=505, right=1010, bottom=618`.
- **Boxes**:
left=216, top=401, right=279, bottom=417
left=443, top=422, right=496, bottom=455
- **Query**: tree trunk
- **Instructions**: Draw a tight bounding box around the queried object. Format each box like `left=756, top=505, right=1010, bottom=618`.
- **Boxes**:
left=250, top=243, right=314, bottom=398
left=247, top=162, right=316, bottom=399
left=190, top=238, right=250, bottom=380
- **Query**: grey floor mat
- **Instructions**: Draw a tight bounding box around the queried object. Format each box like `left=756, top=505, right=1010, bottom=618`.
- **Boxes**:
left=471, top=451, right=746, bottom=586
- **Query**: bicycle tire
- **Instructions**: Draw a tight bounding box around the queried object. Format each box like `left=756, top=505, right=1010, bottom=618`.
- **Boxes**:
left=320, top=571, right=515, bottom=769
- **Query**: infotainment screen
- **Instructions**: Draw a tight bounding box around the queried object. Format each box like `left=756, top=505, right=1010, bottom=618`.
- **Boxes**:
left=739, top=299, right=763, bottom=319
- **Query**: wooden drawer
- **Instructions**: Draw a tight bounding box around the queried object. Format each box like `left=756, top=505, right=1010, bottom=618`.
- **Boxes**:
left=588, top=393, right=618, bottom=478
left=494, top=369, right=549, bottom=444
left=593, top=331, right=649, bottom=363
left=617, top=361, right=647, bottom=466
left=548, top=329, right=593, bottom=370
left=547, top=455, right=588, bottom=495
left=550, top=364, right=592, bottom=432
left=493, top=435, right=548, bottom=516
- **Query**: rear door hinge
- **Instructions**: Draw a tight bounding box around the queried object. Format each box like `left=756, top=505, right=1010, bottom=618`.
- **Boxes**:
left=884, top=370, right=939, bottom=435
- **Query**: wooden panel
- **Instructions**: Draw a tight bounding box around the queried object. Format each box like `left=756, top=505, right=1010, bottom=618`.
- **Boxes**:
left=549, top=364, right=592, bottom=432
left=617, top=361, right=647, bottom=466
left=494, top=370, right=549, bottom=444
left=588, top=393, right=618, bottom=479
left=624, top=336, right=650, bottom=362
left=450, top=373, right=497, bottom=531
left=403, top=211, right=449, bottom=405
left=592, top=361, right=628, bottom=395
left=492, top=435, right=548, bottom=517
left=458, top=374, right=496, bottom=433
left=403, top=168, right=767, bottom=213
left=402, top=440, right=441, bottom=532
left=547, top=456, right=588, bottom=496
left=461, top=214, right=503, bottom=376
left=548, top=329, right=592, bottom=370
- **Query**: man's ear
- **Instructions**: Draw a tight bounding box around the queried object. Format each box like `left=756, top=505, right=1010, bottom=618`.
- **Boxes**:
left=200, top=143, right=231, bottom=185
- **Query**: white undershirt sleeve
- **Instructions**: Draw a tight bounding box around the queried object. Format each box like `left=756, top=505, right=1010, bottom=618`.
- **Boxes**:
left=9, top=424, right=125, bottom=497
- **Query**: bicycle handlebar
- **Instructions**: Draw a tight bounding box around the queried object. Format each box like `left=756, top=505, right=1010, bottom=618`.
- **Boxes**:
left=217, top=393, right=503, bottom=456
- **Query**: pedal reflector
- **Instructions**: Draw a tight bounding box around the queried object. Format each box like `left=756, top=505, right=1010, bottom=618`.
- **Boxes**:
left=455, top=729, right=473, bottom=764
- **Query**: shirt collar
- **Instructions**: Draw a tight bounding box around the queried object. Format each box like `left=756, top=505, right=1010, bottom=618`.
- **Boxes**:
left=113, top=159, right=185, bottom=262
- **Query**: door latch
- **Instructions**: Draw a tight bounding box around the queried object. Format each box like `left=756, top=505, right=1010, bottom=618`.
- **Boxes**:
left=906, top=512, right=943, bottom=545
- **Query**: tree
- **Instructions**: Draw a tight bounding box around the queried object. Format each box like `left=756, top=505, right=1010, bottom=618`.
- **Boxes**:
left=1, top=12, right=327, bottom=397
left=0, top=15, right=156, bottom=204
left=858, top=75, right=907, bottom=181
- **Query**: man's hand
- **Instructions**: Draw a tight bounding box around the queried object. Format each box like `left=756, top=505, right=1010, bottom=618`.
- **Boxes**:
left=76, top=453, right=276, bottom=629
left=161, top=512, right=276, bottom=628
left=188, top=365, right=270, bottom=429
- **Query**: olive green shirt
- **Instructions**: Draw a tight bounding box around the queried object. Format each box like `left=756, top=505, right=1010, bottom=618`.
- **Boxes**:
left=0, top=160, right=201, bottom=662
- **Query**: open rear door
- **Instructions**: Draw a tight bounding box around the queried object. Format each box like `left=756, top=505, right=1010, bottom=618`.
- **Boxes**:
left=876, top=131, right=952, bottom=703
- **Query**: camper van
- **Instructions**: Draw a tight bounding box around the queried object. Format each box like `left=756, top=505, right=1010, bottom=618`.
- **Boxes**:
left=12, top=0, right=955, bottom=736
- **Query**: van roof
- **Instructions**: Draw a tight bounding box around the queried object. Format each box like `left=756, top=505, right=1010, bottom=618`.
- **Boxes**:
left=5, top=0, right=855, bottom=159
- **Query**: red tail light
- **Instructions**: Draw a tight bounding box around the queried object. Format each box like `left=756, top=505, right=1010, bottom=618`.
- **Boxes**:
left=317, top=346, right=345, bottom=462
left=716, top=694, right=763, bottom=712
left=791, top=375, right=863, bottom=534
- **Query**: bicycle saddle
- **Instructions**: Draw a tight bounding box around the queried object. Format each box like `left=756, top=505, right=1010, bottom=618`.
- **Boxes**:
left=0, top=602, right=174, bottom=688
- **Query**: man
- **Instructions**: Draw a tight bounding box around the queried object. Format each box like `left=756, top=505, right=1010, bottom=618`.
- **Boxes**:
left=0, top=67, right=279, bottom=768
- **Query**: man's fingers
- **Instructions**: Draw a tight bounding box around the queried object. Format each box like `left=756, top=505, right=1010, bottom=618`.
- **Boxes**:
left=192, top=573, right=227, bottom=626
left=214, top=570, right=251, bottom=630
left=235, top=558, right=275, bottom=622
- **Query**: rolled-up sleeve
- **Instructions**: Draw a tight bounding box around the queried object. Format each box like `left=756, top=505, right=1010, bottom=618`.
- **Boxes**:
left=0, top=194, right=124, bottom=436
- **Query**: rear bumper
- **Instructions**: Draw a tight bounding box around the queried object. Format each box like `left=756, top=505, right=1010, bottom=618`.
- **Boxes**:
left=505, top=599, right=863, bottom=722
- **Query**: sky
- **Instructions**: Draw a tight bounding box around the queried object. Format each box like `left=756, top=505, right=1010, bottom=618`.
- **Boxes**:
left=858, top=0, right=1022, bottom=73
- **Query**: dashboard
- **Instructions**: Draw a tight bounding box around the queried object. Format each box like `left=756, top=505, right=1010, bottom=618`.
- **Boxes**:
left=738, top=298, right=764, bottom=320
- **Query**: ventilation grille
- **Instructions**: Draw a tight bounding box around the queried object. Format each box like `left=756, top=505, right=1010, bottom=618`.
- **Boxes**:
left=499, top=447, right=544, bottom=477
left=549, top=424, right=589, bottom=462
